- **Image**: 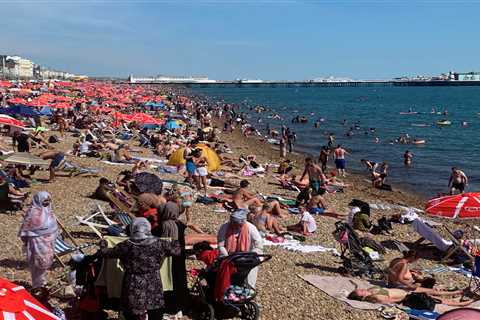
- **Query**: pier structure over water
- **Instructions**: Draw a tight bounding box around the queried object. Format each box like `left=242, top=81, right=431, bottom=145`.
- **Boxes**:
left=127, top=77, right=480, bottom=88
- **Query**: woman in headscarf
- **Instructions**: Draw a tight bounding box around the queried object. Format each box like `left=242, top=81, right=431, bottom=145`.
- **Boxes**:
left=217, top=209, right=263, bottom=287
left=99, top=218, right=180, bottom=320
left=157, top=197, right=188, bottom=315
left=19, top=191, right=58, bottom=288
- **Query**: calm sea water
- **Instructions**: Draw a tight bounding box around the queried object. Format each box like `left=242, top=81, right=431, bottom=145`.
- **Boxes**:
left=192, top=86, right=480, bottom=198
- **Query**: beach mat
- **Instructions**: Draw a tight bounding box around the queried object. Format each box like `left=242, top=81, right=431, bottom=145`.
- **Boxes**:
left=4, top=152, right=49, bottom=166
left=298, top=275, right=383, bottom=310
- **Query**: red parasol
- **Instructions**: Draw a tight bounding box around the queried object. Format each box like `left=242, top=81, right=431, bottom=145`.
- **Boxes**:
left=0, top=115, right=27, bottom=128
left=7, top=98, right=27, bottom=105
left=0, top=81, right=13, bottom=88
left=0, top=278, right=59, bottom=320
left=49, top=102, right=72, bottom=109
left=426, top=193, right=480, bottom=219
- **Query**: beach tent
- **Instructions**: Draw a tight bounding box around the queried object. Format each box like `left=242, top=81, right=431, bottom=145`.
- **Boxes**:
left=39, top=106, right=53, bottom=116
left=0, top=105, right=41, bottom=117
left=167, top=144, right=221, bottom=172
left=0, top=277, right=59, bottom=320
left=0, top=115, right=27, bottom=128
left=426, top=193, right=480, bottom=219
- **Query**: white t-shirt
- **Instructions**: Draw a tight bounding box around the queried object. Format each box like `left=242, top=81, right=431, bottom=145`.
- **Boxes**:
left=301, top=211, right=317, bottom=233
left=80, top=141, right=92, bottom=153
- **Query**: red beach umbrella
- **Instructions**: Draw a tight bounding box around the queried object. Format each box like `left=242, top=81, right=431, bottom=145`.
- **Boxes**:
left=0, top=81, right=13, bottom=88
left=426, top=193, right=480, bottom=219
left=50, top=102, right=71, bottom=109
left=0, top=115, right=27, bottom=128
left=0, top=278, right=59, bottom=320
left=7, top=98, right=27, bottom=105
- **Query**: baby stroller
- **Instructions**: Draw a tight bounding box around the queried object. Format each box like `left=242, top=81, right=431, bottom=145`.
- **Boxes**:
left=332, top=221, right=384, bottom=280
left=190, top=252, right=272, bottom=320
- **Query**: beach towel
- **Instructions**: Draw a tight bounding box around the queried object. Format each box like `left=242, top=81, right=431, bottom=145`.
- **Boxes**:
left=101, top=160, right=131, bottom=166
left=298, top=275, right=384, bottom=310
left=412, top=219, right=452, bottom=252
left=282, top=243, right=339, bottom=255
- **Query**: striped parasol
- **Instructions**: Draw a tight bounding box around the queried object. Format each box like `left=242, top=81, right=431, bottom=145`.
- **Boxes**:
left=426, top=192, right=480, bottom=219
left=0, top=278, right=60, bottom=320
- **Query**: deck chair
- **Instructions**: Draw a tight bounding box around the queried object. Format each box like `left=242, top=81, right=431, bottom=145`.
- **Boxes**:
left=76, top=204, right=116, bottom=238
left=55, top=220, right=94, bottom=267
left=77, top=204, right=132, bottom=238
left=105, top=189, right=135, bottom=214
left=411, top=219, right=468, bottom=262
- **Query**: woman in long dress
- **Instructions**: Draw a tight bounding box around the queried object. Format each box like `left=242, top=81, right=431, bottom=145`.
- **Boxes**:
left=99, top=218, right=180, bottom=320
left=19, top=191, right=58, bottom=288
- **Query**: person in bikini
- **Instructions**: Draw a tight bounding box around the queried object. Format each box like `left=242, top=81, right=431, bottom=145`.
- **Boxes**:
left=348, top=284, right=471, bottom=306
left=387, top=250, right=430, bottom=290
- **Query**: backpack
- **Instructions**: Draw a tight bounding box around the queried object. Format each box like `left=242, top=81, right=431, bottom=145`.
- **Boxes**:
left=402, top=292, right=440, bottom=311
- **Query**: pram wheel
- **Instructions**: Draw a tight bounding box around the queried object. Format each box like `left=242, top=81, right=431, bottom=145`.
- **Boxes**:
left=196, top=302, right=214, bottom=320
left=240, top=301, right=259, bottom=320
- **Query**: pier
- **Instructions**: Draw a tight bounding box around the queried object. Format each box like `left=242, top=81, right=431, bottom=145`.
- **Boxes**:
left=125, top=79, right=480, bottom=88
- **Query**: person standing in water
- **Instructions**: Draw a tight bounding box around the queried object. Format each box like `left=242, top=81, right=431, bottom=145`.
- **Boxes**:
left=334, top=145, right=349, bottom=177
left=448, top=167, right=468, bottom=195
left=403, top=150, right=413, bottom=166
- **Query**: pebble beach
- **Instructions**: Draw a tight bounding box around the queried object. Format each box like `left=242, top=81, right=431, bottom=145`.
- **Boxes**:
left=1, top=88, right=475, bottom=320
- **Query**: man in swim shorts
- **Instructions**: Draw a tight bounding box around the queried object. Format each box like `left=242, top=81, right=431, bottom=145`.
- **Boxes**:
left=300, top=157, right=327, bottom=196
left=449, top=167, right=468, bottom=195
left=334, top=145, right=350, bottom=177
left=40, top=150, right=67, bottom=182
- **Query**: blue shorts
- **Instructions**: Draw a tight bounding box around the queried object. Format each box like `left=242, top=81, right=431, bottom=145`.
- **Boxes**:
left=50, top=153, right=65, bottom=169
left=186, top=161, right=196, bottom=174
left=310, top=207, right=325, bottom=215
left=335, top=159, right=346, bottom=169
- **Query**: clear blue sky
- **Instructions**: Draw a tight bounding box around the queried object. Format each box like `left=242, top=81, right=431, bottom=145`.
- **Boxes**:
left=1, top=0, right=479, bottom=79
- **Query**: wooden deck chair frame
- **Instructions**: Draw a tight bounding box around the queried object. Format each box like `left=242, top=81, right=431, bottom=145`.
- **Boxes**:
left=76, top=204, right=116, bottom=238
left=443, top=226, right=474, bottom=263
left=105, top=190, right=135, bottom=217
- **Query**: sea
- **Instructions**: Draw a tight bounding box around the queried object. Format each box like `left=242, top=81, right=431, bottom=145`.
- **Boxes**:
left=192, top=86, right=480, bottom=199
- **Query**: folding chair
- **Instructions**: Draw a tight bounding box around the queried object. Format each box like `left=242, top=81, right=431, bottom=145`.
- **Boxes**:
left=76, top=204, right=116, bottom=238
left=443, top=226, right=473, bottom=262
left=54, top=220, right=94, bottom=267
left=466, top=255, right=480, bottom=296
left=105, top=190, right=135, bottom=214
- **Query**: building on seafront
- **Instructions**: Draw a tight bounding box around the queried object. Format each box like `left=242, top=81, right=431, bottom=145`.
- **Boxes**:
left=0, top=55, right=82, bottom=80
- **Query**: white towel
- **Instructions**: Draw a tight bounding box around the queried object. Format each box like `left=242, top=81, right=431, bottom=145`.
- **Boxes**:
left=412, top=219, right=452, bottom=252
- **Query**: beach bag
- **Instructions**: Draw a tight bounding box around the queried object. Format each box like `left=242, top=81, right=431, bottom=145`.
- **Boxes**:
left=48, top=135, right=59, bottom=143
left=402, top=293, right=440, bottom=311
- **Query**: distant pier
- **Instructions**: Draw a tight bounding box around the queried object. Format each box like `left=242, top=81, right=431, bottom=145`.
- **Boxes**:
left=125, top=79, right=480, bottom=88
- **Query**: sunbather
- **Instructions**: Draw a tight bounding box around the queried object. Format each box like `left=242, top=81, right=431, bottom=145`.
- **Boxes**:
left=348, top=285, right=472, bottom=306
left=387, top=250, right=433, bottom=290
left=307, top=194, right=346, bottom=218
left=252, top=203, right=285, bottom=235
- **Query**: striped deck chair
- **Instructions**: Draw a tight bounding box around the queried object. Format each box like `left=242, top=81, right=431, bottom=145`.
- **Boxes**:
left=55, top=219, right=94, bottom=267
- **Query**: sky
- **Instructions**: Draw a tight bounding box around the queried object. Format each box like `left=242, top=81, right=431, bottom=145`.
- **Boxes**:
left=1, top=0, right=480, bottom=79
